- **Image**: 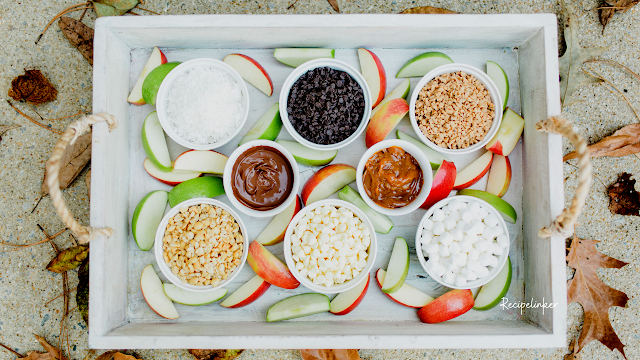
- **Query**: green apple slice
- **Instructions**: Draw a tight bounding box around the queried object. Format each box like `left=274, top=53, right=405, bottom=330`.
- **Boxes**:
left=273, top=48, right=335, bottom=67
left=486, top=61, right=509, bottom=109
left=142, top=111, right=172, bottom=172
left=473, top=257, right=512, bottom=310
left=338, top=185, right=393, bottom=234
left=266, top=293, right=330, bottom=322
left=142, top=61, right=181, bottom=105
left=381, top=237, right=410, bottom=294
left=239, top=103, right=282, bottom=145
left=396, top=52, right=453, bottom=78
left=276, top=140, right=337, bottom=167
left=163, top=283, right=227, bottom=306
left=168, top=176, right=225, bottom=207
left=132, top=190, right=168, bottom=251
left=371, top=78, right=411, bottom=117
left=396, top=130, right=449, bottom=170
left=456, top=189, right=517, bottom=223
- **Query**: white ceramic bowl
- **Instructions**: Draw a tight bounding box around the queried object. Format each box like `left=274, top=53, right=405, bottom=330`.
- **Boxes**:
left=155, top=58, right=250, bottom=150
left=415, top=195, right=510, bottom=290
left=154, top=198, right=249, bottom=293
left=409, top=63, right=503, bottom=155
left=279, top=59, right=372, bottom=151
left=223, top=140, right=300, bottom=218
left=356, top=139, right=433, bottom=216
left=283, top=199, right=377, bottom=294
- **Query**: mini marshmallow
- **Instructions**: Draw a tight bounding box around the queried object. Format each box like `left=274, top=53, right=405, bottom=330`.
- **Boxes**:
left=432, top=222, right=445, bottom=235
left=432, top=263, right=446, bottom=277
left=421, top=234, right=432, bottom=245
left=468, top=248, right=480, bottom=261
left=451, top=228, right=464, bottom=241
left=426, top=259, right=438, bottom=272
left=464, top=233, right=478, bottom=244
left=479, top=252, right=493, bottom=266
left=439, top=232, right=454, bottom=246
left=476, top=265, right=490, bottom=278
left=475, top=239, right=489, bottom=253
left=442, top=271, right=455, bottom=284
left=442, top=206, right=451, bottom=214
left=465, top=270, right=478, bottom=281
left=489, top=255, right=499, bottom=268
left=422, top=218, right=434, bottom=230
left=467, top=259, right=482, bottom=273
left=438, top=244, right=451, bottom=257
left=449, top=199, right=462, bottom=211
left=445, top=258, right=458, bottom=271
left=422, top=249, right=430, bottom=257
left=460, top=240, right=473, bottom=252
left=460, top=267, right=470, bottom=278
left=443, top=217, right=457, bottom=231
left=466, top=220, right=486, bottom=235
left=449, top=210, right=460, bottom=221
left=477, top=207, right=489, bottom=219
left=492, top=244, right=504, bottom=256
left=452, top=252, right=468, bottom=267
left=451, top=265, right=462, bottom=274
left=448, top=241, right=461, bottom=254
left=497, top=234, right=509, bottom=248
left=432, top=209, right=445, bottom=222
left=481, top=226, right=495, bottom=240
left=460, top=210, right=473, bottom=222
left=454, top=275, right=467, bottom=287
left=424, top=243, right=439, bottom=254
left=428, top=252, right=440, bottom=263
left=484, top=214, right=499, bottom=228
left=493, top=226, right=504, bottom=236
left=469, top=202, right=481, bottom=214
left=422, top=229, right=434, bottom=238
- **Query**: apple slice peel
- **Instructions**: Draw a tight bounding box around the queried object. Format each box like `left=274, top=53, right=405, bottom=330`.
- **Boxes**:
left=301, top=164, right=356, bottom=205
left=266, top=293, right=330, bottom=322
left=168, top=176, right=225, bottom=207
left=276, top=140, right=337, bottom=167
left=163, top=283, right=227, bottom=306
left=132, top=190, right=168, bottom=251
left=140, top=264, right=179, bottom=319
left=381, top=237, right=410, bottom=294
left=376, top=269, right=434, bottom=308
left=141, top=111, right=172, bottom=172
left=453, top=151, right=493, bottom=190
left=473, top=257, right=512, bottom=310
left=223, top=54, right=274, bottom=96
left=256, top=195, right=302, bottom=246
left=239, top=103, right=282, bottom=145
left=128, top=47, right=167, bottom=105
left=220, top=274, right=271, bottom=308
left=143, top=158, right=202, bottom=186
left=486, top=61, right=509, bottom=109
left=329, top=274, right=370, bottom=315
left=358, top=48, right=387, bottom=108
left=372, top=78, right=411, bottom=117
left=173, top=150, right=228, bottom=175
left=274, top=48, right=335, bottom=67
left=396, top=52, right=453, bottom=78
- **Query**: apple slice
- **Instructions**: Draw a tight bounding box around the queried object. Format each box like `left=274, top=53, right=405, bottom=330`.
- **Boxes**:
left=168, top=176, right=225, bottom=207
left=485, top=108, right=524, bottom=156
left=223, top=54, right=273, bottom=97
left=452, top=151, right=493, bottom=190
left=421, top=160, right=456, bottom=210
left=396, top=130, right=449, bottom=170
left=273, top=48, right=335, bottom=67
left=456, top=189, right=517, bottom=223
left=266, top=293, right=330, bottom=322
left=239, top=103, right=282, bottom=145
left=247, top=241, right=300, bottom=289
left=140, top=264, right=179, bottom=319
left=173, top=150, right=228, bottom=175
left=396, top=52, right=453, bottom=78
left=329, top=274, right=370, bottom=315
left=381, top=237, right=410, bottom=294
left=365, top=98, right=409, bottom=148
left=485, top=154, right=512, bottom=197
left=474, top=257, right=512, bottom=311
left=372, top=78, right=410, bottom=117
left=301, top=164, right=356, bottom=205
left=417, top=289, right=474, bottom=324
left=132, top=190, right=168, bottom=251
left=256, top=195, right=302, bottom=246
left=142, top=111, right=172, bottom=172
left=143, top=158, right=202, bottom=186
left=338, top=185, right=393, bottom=234
left=375, top=269, right=434, bottom=308
left=128, top=47, right=167, bottom=105
left=163, top=284, right=227, bottom=306
left=220, top=274, right=271, bottom=308
left=142, top=61, right=181, bottom=106
left=358, top=48, right=387, bottom=108
left=486, top=61, right=509, bottom=109
left=276, top=140, right=337, bottom=167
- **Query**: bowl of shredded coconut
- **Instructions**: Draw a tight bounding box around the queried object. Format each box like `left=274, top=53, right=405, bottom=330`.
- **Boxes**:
left=155, top=58, right=249, bottom=150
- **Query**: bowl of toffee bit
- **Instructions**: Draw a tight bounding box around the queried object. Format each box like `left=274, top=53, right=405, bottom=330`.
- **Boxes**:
left=279, top=59, right=372, bottom=151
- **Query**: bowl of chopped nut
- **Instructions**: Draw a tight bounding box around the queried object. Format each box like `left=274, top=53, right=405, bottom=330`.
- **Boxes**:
left=409, top=63, right=503, bottom=155
left=154, top=198, right=249, bottom=292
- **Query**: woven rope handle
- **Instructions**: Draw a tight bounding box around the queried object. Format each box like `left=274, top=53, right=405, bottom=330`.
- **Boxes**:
left=535, top=116, right=592, bottom=238
left=45, top=113, right=118, bottom=244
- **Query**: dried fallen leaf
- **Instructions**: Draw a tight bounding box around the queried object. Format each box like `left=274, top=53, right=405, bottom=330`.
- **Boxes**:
left=19, top=335, right=69, bottom=360
left=85, top=169, right=91, bottom=199
left=400, top=6, right=456, bottom=14
left=188, top=350, right=243, bottom=360
left=77, top=257, right=89, bottom=325
left=599, top=0, right=639, bottom=31
left=46, top=245, right=89, bottom=272
left=327, top=0, right=339, bottom=12
left=96, top=351, right=118, bottom=360
left=93, top=2, right=128, bottom=16
left=8, top=70, right=58, bottom=104
left=96, top=351, right=142, bottom=360
left=565, top=336, right=581, bottom=360
left=567, top=234, right=628, bottom=358
left=113, top=353, right=141, bottom=360
left=0, top=124, right=20, bottom=142
left=95, top=0, right=139, bottom=10
left=58, top=17, right=94, bottom=66
left=564, top=124, right=640, bottom=161
left=42, top=133, right=92, bottom=196
left=300, top=349, right=361, bottom=360
left=607, top=172, right=640, bottom=216
left=559, top=0, right=607, bottom=107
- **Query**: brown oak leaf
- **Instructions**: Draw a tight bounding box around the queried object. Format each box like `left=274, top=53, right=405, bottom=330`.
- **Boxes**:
left=607, top=173, right=640, bottom=216
left=46, top=245, right=89, bottom=272
left=19, top=334, right=68, bottom=360
left=188, top=350, right=243, bottom=360
left=567, top=235, right=628, bottom=358
left=400, top=6, right=457, bottom=14
left=599, top=0, right=639, bottom=31
left=327, top=0, right=339, bottom=12
left=85, top=169, right=91, bottom=199
left=564, top=124, right=640, bottom=161
left=96, top=351, right=141, bottom=360
left=300, top=350, right=361, bottom=360
left=42, top=133, right=92, bottom=196
left=59, top=17, right=94, bottom=66
left=8, top=70, right=57, bottom=104
left=0, top=124, right=20, bottom=142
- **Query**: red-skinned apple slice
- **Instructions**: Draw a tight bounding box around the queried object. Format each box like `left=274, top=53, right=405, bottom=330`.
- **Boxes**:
left=375, top=269, right=434, bottom=308
left=143, top=158, right=202, bottom=186
left=329, top=273, right=370, bottom=315
left=128, top=47, right=167, bottom=105
left=421, top=160, right=456, bottom=209
left=372, top=79, right=410, bottom=117
left=140, top=264, right=179, bottom=319
left=173, top=150, right=228, bottom=175
left=256, top=195, right=302, bottom=246
left=301, top=164, right=356, bottom=205
left=247, top=241, right=300, bottom=289
left=358, top=48, right=386, bottom=108
left=417, top=289, right=474, bottom=324
left=223, top=54, right=273, bottom=96
left=452, top=151, right=493, bottom=190
left=365, top=98, right=409, bottom=148
left=220, top=274, right=271, bottom=308
left=485, top=108, right=524, bottom=156
left=485, top=154, right=512, bottom=197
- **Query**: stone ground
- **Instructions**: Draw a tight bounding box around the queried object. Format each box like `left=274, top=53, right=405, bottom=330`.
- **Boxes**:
left=0, top=0, right=639, bottom=359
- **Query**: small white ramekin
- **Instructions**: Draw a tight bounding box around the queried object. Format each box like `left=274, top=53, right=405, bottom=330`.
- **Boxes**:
left=415, top=195, right=510, bottom=290
left=409, top=63, right=503, bottom=155
left=356, top=139, right=433, bottom=216
left=279, top=59, right=372, bottom=151
left=223, top=140, right=299, bottom=218
left=154, top=198, right=249, bottom=293
left=283, top=199, right=377, bottom=294
left=155, top=58, right=250, bottom=150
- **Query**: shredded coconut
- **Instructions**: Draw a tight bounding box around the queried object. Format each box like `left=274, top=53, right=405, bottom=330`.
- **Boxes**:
left=166, top=66, right=245, bottom=145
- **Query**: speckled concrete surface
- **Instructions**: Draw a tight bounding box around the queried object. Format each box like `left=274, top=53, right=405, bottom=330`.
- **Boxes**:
left=0, top=1, right=638, bottom=359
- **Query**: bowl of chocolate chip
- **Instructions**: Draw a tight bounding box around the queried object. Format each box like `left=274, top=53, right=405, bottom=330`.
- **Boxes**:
left=279, top=59, right=372, bottom=151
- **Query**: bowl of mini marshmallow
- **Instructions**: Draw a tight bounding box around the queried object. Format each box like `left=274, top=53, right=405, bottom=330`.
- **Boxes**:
left=415, top=195, right=510, bottom=289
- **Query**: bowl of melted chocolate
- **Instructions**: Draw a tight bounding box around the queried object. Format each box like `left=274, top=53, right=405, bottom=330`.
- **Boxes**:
left=224, top=140, right=300, bottom=217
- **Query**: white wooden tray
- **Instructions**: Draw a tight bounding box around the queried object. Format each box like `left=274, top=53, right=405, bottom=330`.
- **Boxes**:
left=90, top=14, right=565, bottom=349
